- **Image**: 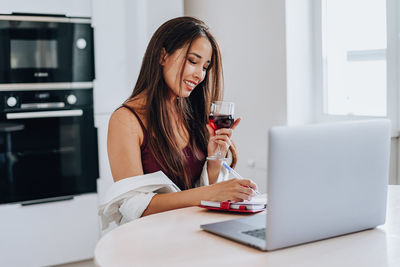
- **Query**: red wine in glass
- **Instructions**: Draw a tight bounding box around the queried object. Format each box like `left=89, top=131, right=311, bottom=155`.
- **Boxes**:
left=209, top=114, right=235, bottom=131
left=207, top=101, right=235, bottom=161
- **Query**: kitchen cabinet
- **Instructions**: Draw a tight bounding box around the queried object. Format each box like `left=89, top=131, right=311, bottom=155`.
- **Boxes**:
left=0, top=194, right=99, bottom=267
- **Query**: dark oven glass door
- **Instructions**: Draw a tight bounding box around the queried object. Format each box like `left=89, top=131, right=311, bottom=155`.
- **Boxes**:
left=0, top=19, right=94, bottom=83
left=0, top=108, right=98, bottom=204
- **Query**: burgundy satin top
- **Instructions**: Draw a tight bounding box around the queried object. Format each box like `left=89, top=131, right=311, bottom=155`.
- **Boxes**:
left=122, top=106, right=205, bottom=189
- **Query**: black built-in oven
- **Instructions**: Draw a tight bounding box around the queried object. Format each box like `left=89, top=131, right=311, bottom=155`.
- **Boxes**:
left=0, top=13, right=97, bottom=205
left=0, top=89, right=98, bottom=204
left=0, top=13, right=94, bottom=84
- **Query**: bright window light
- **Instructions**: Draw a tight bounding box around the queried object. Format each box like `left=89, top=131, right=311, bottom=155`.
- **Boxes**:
left=323, top=0, right=387, bottom=116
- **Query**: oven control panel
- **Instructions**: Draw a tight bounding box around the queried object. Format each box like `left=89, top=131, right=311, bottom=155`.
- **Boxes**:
left=0, top=89, right=93, bottom=112
left=6, top=96, right=17, bottom=107
left=67, top=94, right=77, bottom=105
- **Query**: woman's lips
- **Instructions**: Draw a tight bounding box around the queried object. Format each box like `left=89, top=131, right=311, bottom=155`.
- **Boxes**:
left=184, top=80, right=197, bottom=90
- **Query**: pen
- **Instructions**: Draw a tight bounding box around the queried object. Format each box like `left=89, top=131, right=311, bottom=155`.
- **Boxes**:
left=221, top=161, right=260, bottom=195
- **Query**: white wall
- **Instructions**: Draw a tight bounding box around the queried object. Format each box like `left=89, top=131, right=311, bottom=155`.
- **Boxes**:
left=185, top=0, right=289, bottom=192
left=286, top=0, right=313, bottom=125
left=93, top=0, right=184, bottom=116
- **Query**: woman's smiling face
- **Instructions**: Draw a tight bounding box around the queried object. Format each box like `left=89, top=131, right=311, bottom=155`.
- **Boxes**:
left=161, top=36, right=212, bottom=98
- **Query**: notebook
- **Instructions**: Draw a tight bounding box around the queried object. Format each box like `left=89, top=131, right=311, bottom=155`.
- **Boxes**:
left=200, top=195, right=267, bottom=213
left=201, top=119, right=390, bottom=251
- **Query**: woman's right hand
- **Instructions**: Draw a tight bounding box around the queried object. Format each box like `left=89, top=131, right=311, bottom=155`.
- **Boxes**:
left=207, top=178, right=258, bottom=202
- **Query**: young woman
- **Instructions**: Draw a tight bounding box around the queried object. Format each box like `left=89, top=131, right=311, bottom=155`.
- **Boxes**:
left=107, top=16, right=258, bottom=219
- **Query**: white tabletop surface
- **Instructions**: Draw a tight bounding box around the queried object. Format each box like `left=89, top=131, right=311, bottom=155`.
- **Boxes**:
left=95, top=186, right=400, bottom=267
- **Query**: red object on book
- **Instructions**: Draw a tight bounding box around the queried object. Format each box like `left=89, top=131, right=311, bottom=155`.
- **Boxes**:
left=199, top=201, right=265, bottom=213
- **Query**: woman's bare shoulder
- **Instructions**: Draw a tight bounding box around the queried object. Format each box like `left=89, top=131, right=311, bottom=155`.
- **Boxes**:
left=110, top=106, right=134, bottom=124
left=109, top=105, right=144, bottom=138
left=111, top=96, right=144, bottom=121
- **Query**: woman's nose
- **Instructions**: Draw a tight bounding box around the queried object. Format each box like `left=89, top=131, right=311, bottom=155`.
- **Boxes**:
left=193, top=66, right=203, bottom=80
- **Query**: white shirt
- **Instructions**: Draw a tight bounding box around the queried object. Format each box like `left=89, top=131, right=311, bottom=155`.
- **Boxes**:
left=98, top=162, right=229, bottom=231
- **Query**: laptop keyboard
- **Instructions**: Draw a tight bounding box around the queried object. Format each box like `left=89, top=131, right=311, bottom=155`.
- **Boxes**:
left=241, top=228, right=266, bottom=240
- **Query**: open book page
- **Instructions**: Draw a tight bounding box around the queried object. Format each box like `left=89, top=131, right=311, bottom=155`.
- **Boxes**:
left=232, top=194, right=267, bottom=205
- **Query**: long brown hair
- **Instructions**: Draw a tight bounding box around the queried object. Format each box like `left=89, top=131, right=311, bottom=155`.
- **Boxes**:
left=126, top=16, right=236, bottom=189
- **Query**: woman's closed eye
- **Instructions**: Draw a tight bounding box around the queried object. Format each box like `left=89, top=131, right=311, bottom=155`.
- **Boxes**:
left=188, top=58, right=209, bottom=72
left=188, top=58, right=197, bottom=65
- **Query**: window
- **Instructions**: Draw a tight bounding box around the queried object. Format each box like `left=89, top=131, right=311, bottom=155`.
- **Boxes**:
left=314, top=0, right=398, bottom=125
left=321, top=0, right=387, bottom=117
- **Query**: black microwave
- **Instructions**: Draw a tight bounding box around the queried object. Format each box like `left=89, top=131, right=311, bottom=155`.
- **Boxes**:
left=0, top=13, right=94, bottom=84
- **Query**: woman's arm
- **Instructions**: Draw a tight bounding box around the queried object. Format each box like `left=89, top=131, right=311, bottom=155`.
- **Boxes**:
left=206, top=160, right=223, bottom=184
left=107, top=108, right=145, bottom=181
left=142, top=178, right=257, bottom=216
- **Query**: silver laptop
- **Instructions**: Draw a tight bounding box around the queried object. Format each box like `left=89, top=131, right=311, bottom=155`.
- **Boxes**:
left=201, top=120, right=390, bottom=251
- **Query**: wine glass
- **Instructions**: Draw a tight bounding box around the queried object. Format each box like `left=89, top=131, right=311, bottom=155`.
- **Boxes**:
left=207, top=101, right=235, bottom=161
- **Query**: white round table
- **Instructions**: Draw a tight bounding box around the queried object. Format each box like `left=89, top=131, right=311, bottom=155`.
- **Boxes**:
left=95, top=186, right=400, bottom=267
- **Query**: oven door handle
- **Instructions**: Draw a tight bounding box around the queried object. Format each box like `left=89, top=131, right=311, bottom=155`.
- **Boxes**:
left=6, top=109, right=83, bottom=119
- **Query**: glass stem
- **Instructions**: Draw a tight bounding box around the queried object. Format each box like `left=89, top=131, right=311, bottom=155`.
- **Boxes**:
left=216, top=144, right=223, bottom=158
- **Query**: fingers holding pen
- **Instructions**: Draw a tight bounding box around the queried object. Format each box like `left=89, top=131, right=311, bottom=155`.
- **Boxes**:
left=235, top=179, right=258, bottom=198
left=229, top=178, right=257, bottom=200
left=209, top=178, right=258, bottom=202
left=239, top=178, right=259, bottom=193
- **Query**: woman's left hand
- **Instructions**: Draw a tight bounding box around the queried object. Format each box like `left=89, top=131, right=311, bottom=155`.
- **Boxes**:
left=206, top=118, right=241, bottom=158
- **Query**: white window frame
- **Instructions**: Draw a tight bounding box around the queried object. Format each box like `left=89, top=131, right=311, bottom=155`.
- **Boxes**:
left=312, top=0, right=399, bottom=137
